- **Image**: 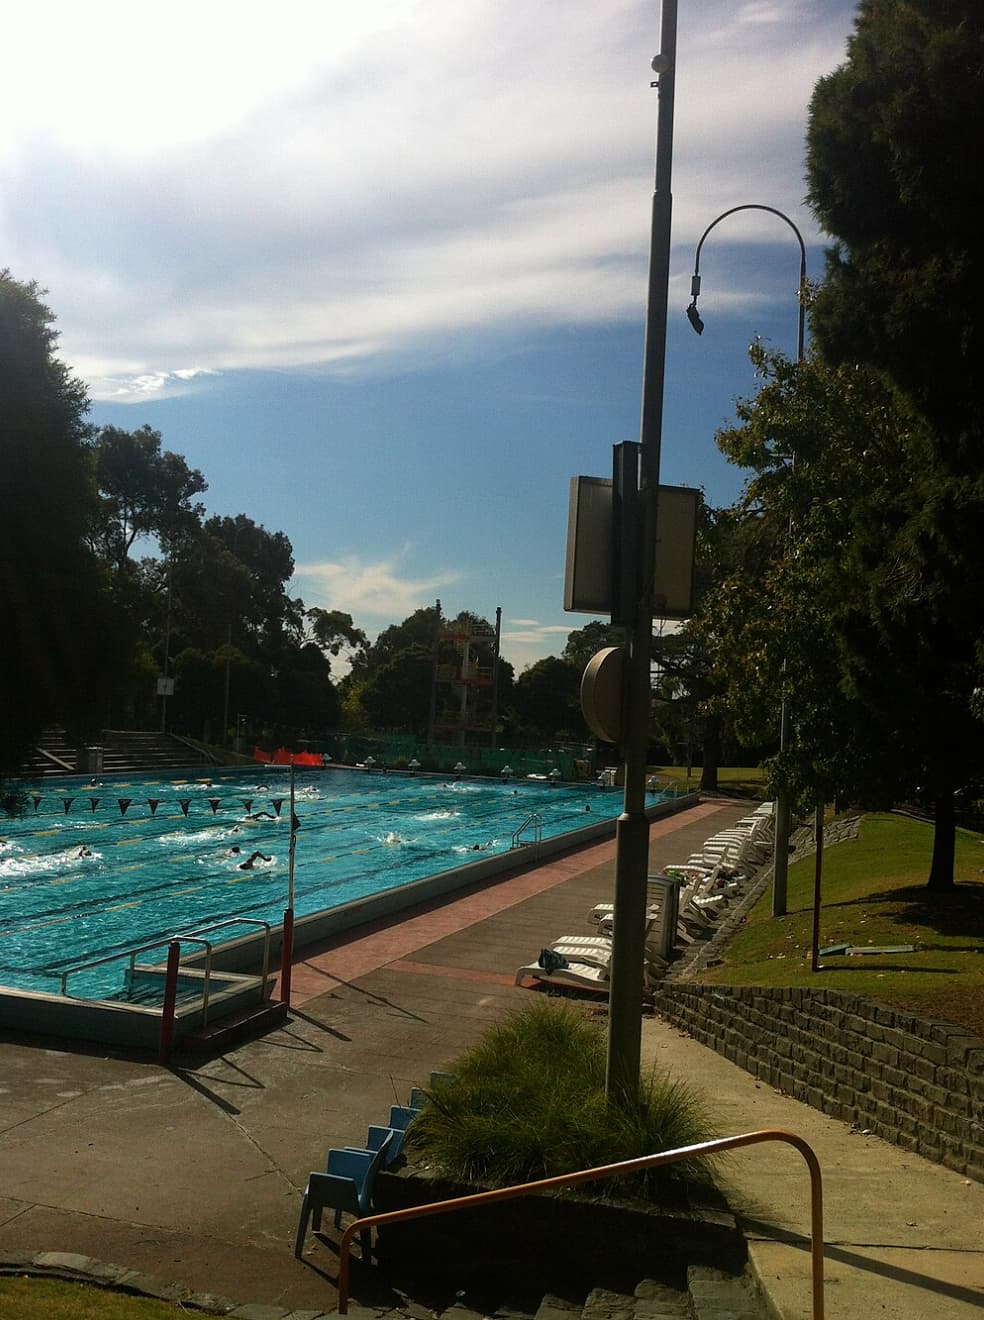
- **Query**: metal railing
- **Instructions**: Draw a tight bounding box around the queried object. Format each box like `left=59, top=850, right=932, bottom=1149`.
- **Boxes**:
left=510, top=812, right=543, bottom=849
left=59, top=935, right=212, bottom=1001
left=178, top=918, right=274, bottom=1023
left=58, top=917, right=273, bottom=1030
left=335, top=1128, right=824, bottom=1319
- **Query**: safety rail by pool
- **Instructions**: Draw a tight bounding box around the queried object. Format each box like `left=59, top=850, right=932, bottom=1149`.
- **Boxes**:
left=336, top=1128, right=825, bottom=1319
left=58, top=918, right=274, bottom=1061
left=510, top=812, right=543, bottom=849
left=58, top=935, right=213, bottom=999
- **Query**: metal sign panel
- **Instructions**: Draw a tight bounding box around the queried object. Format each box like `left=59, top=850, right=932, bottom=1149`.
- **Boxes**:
left=564, top=478, right=699, bottom=619
left=651, top=484, right=700, bottom=619
left=564, top=476, right=613, bottom=614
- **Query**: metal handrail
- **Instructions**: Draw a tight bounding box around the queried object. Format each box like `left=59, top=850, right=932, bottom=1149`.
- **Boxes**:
left=510, top=812, right=543, bottom=849
left=179, top=917, right=273, bottom=1002
left=336, top=1128, right=824, bottom=1319
left=61, top=933, right=216, bottom=1027
left=59, top=935, right=210, bottom=997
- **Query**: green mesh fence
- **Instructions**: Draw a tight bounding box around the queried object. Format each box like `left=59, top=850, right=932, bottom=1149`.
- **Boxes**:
left=321, top=735, right=596, bottom=782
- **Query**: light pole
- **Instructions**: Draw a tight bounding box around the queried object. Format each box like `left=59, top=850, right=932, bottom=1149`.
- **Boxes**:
left=160, top=564, right=173, bottom=734
left=605, top=0, right=678, bottom=1103
left=686, top=203, right=807, bottom=917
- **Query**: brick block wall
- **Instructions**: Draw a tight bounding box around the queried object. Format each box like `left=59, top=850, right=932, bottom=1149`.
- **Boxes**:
left=655, top=983, right=984, bottom=1183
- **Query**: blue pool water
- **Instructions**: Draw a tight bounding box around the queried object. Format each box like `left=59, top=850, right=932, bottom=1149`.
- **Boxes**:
left=0, top=767, right=639, bottom=999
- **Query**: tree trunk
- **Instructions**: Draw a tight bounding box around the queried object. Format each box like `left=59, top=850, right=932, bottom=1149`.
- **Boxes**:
left=927, top=789, right=956, bottom=890
left=700, top=713, right=721, bottom=793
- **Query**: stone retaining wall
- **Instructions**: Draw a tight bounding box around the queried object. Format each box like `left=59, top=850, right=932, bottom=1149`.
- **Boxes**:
left=654, top=982, right=984, bottom=1183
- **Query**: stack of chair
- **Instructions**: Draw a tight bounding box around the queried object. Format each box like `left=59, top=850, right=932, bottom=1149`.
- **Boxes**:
left=514, top=804, right=777, bottom=994
left=295, top=1074, right=454, bottom=1260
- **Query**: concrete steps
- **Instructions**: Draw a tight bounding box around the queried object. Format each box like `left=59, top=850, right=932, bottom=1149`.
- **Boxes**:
left=332, top=1269, right=767, bottom=1320
left=22, top=729, right=213, bottom=779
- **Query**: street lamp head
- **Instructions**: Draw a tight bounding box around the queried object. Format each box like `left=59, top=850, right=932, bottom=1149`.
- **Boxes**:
left=686, top=301, right=704, bottom=335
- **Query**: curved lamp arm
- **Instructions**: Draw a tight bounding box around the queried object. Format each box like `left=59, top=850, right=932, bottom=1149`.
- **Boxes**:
left=687, top=203, right=807, bottom=361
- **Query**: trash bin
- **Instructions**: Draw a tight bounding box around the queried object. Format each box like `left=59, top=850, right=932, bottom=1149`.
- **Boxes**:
left=83, top=745, right=104, bottom=775
left=647, top=873, right=682, bottom=962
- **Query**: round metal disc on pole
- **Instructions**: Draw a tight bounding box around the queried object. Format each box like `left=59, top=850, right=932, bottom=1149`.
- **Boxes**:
left=581, top=647, right=625, bottom=744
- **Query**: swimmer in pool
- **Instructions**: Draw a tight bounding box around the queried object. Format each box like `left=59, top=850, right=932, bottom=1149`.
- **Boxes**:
left=77, top=845, right=93, bottom=858
left=238, top=850, right=272, bottom=871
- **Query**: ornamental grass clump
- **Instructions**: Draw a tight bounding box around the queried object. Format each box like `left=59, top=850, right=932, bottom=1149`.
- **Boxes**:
left=406, top=1000, right=716, bottom=1203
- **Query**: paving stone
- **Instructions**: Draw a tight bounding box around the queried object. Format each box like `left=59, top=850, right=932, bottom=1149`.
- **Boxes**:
left=581, top=1287, right=636, bottom=1320
left=534, top=1293, right=584, bottom=1320
left=30, top=1251, right=125, bottom=1282
left=632, top=1278, right=690, bottom=1320
left=686, top=1265, right=763, bottom=1320
left=228, top=1305, right=292, bottom=1320
left=439, top=1303, right=495, bottom=1320
left=321, top=1309, right=383, bottom=1320
left=114, top=1269, right=191, bottom=1302
left=0, top=1253, right=34, bottom=1272
left=185, top=1291, right=241, bottom=1314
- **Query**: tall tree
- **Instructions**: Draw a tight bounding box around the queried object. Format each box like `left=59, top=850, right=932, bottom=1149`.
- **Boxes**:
left=307, top=608, right=368, bottom=666
left=511, top=656, right=584, bottom=741
left=88, top=424, right=207, bottom=571
left=805, top=0, right=984, bottom=885
left=0, top=272, right=127, bottom=774
left=708, top=346, right=984, bottom=888
left=562, top=621, right=624, bottom=676
left=807, top=0, right=984, bottom=466
left=204, top=514, right=298, bottom=661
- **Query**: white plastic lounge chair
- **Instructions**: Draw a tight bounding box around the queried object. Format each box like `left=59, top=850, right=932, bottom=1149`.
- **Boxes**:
left=551, top=936, right=668, bottom=979
left=514, top=951, right=610, bottom=993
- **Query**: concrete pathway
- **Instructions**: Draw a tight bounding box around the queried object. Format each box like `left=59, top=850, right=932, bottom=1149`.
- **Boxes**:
left=0, top=797, right=980, bottom=1318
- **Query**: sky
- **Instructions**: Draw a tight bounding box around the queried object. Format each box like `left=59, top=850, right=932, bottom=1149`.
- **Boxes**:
left=2, top=0, right=859, bottom=674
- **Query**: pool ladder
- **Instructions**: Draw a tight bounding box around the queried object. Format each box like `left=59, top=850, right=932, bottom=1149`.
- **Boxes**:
left=510, top=812, right=543, bottom=850
left=58, top=917, right=275, bottom=1030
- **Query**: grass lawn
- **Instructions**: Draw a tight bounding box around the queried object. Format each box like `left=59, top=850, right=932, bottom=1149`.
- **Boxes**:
left=652, top=766, right=768, bottom=798
left=700, top=811, right=984, bottom=1039
left=0, top=1278, right=190, bottom=1320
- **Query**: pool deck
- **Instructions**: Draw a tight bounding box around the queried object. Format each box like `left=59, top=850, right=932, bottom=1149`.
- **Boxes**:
left=0, top=796, right=981, bottom=1320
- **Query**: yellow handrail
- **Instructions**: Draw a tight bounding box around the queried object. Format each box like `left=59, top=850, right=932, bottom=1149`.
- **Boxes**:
left=335, top=1128, right=824, bottom=1317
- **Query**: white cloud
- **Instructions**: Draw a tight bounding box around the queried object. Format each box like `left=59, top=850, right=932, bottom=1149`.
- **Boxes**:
left=92, top=368, right=219, bottom=402
left=0, top=0, right=853, bottom=397
left=293, top=554, right=462, bottom=623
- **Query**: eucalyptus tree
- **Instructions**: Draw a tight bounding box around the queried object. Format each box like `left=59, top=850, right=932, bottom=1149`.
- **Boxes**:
left=803, top=0, right=984, bottom=885
left=306, top=608, right=368, bottom=668
left=88, top=424, right=207, bottom=572
left=0, top=272, right=127, bottom=775
left=807, top=0, right=984, bottom=471
left=706, top=346, right=983, bottom=888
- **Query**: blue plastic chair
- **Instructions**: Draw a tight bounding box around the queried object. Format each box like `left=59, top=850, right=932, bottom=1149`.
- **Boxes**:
left=294, top=1129, right=393, bottom=1259
left=388, top=1104, right=421, bottom=1133
left=346, top=1123, right=405, bottom=1168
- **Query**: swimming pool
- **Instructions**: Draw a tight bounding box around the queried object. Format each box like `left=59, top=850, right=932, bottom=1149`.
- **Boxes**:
left=0, top=767, right=649, bottom=1000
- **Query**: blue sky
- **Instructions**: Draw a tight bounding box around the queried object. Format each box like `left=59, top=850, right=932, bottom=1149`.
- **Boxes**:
left=2, top=1, right=858, bottom=672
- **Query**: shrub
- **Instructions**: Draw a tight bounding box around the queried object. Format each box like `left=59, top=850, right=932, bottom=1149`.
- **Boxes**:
left=406, top=1000, right=716, bottom=1202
